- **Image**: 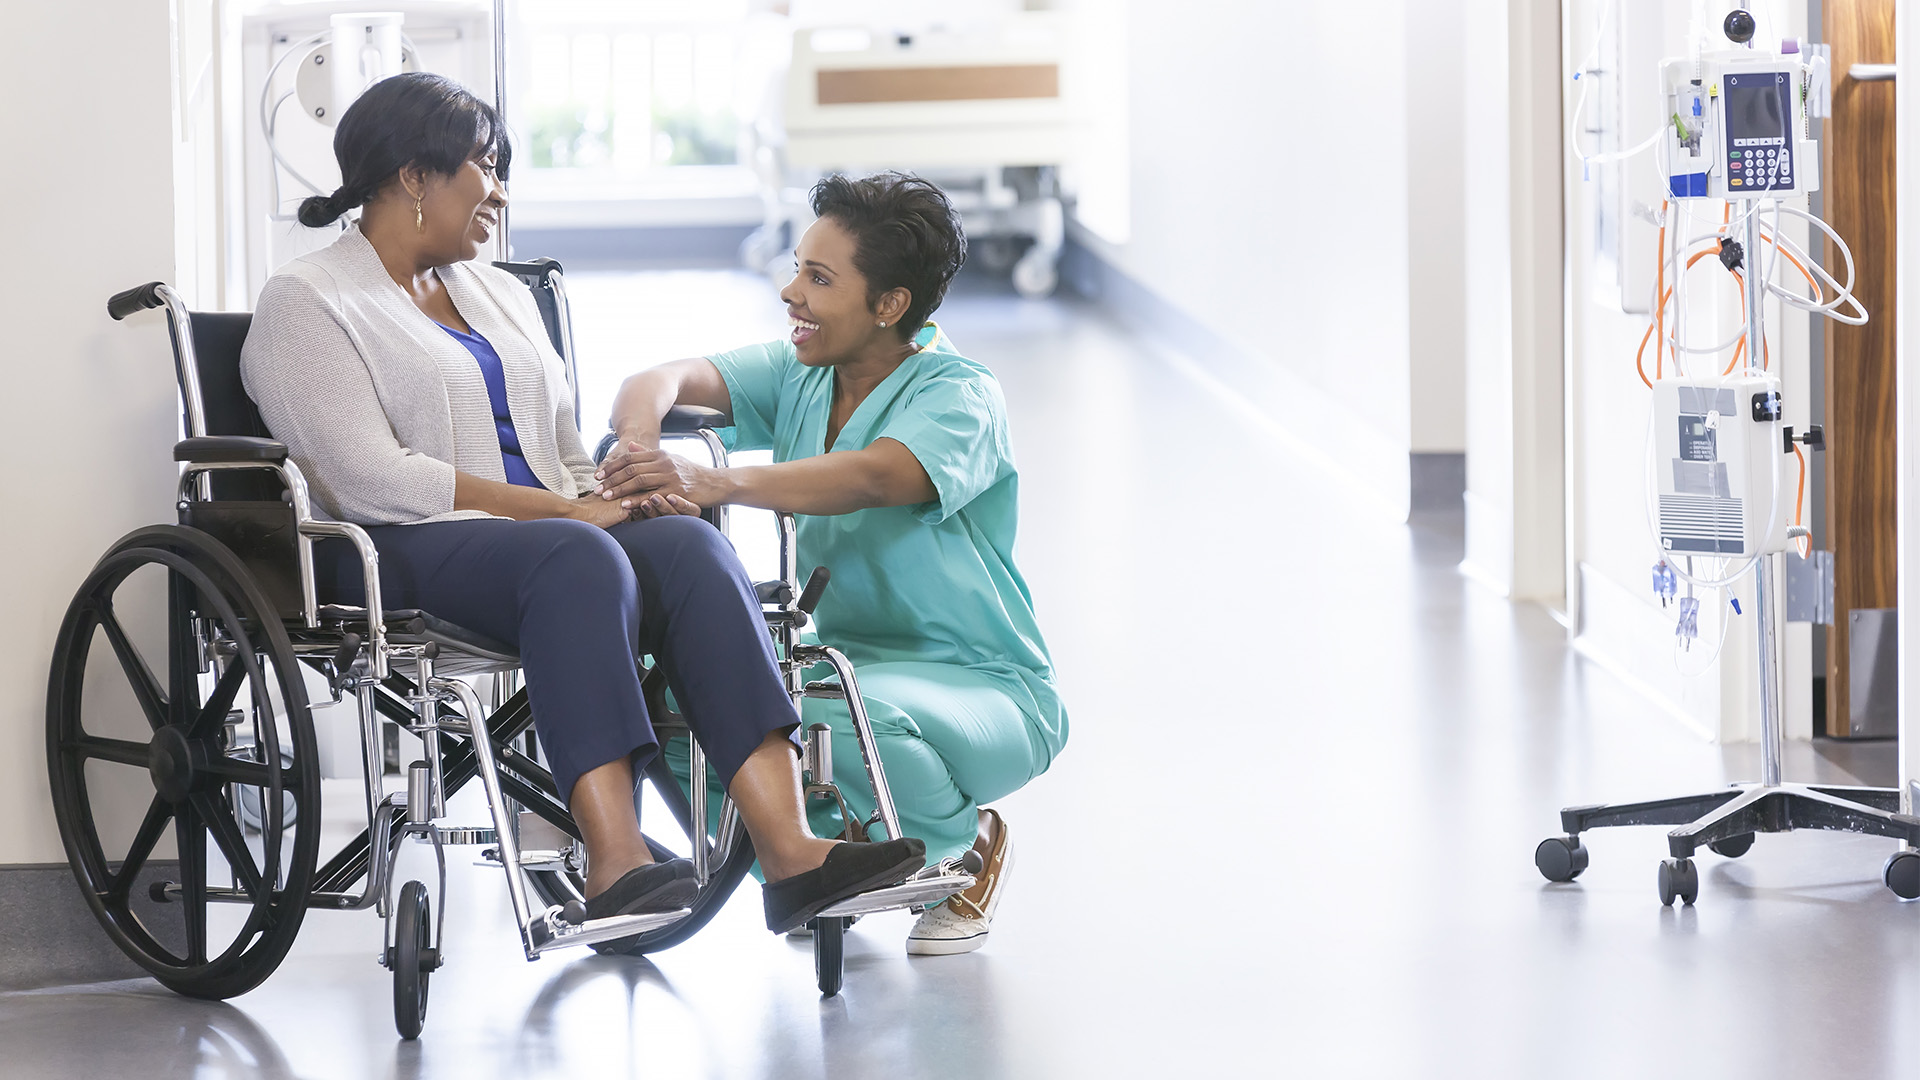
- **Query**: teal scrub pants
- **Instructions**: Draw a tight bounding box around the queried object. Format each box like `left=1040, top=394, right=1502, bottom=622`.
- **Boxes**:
left=666, top=661, right=1045, bottom=863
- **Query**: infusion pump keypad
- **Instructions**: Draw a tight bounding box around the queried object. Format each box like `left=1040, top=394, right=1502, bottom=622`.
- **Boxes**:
left=1728, top=143, right=1791, bottom=192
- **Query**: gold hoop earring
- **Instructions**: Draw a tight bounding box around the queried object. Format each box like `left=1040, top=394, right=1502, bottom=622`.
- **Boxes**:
left=414, top=199, right=424, bottom=232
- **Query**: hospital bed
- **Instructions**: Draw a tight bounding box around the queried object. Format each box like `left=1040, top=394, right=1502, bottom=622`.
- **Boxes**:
left=742, top=9, right=1079, bottom=297
left=49, top=262, right=975, bottom=1038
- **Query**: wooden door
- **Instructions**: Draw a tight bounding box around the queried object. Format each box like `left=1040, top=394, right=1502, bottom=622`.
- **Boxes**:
left=1822, top=0, right=1897, bottom=736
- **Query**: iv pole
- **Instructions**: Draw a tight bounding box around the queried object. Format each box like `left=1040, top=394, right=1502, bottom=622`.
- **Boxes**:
left=1533, top=5, right=1920, bottom=905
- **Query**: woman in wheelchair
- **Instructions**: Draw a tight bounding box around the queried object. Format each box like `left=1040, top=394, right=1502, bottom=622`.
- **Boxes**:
left=238, top=73, right=924, bottom=940
left=596, top=173, right=1067, bottom=955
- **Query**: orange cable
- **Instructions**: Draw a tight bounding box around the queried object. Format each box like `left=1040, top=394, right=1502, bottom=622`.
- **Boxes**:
left=1637, top=247, right=1733, bottom=383
left=1792, top=443, right=1810, bottom=559
left=1637, top=200, right=1811, bottom=386
left=1655, top=200, right=1670, bottom=381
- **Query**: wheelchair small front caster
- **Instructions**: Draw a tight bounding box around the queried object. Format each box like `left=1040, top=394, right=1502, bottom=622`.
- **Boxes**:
left=393, top=880, right=434, bottom=1039
left=1883, top=850, right=1920, bottom=900
left=1658, top=858, right=1699, bottom=906
left=1709, top=833, right=1755, bottom=859
left=814, top=916, right=846, bottom=997
left=1534, top=836, right=1589, bottom=882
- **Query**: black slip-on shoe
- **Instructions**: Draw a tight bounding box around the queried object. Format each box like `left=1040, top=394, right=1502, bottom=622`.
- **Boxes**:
left=585, top=859, right=698, bottom=955
left=762, top=838, right=927, bottom=935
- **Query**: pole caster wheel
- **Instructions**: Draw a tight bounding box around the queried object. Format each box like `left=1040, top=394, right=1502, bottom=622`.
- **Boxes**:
left=814, top=917, right=846, bottom=997
left=1534, top=836, right=1589, bottom=882
left=392, top=880, right=433, bottom=1040
left=1708, top=833, right=1754, bottom=858
left=1658, top=858, right=1699, bottom=906
left=1884, top=850, right=1920, bottom=900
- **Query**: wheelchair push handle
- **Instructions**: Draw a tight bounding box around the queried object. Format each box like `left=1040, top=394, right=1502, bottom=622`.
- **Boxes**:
left=797, top=566, right=831, bottom=614
left=107, top=282, right=166, bottom=321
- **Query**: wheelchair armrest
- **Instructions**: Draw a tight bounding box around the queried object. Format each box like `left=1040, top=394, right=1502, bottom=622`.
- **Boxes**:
left=663, top=405, right=729, bottom=433
left=491, top=257, right=563, bottom=281
left=593, top=406, right=733, bottom=464
left=175, top=436, right=289, bottom=464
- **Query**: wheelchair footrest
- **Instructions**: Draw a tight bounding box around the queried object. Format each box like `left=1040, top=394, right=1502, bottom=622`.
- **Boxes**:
left=816, top=871, right=975, bottom=918
left=526, top=907, right=691, bottom=955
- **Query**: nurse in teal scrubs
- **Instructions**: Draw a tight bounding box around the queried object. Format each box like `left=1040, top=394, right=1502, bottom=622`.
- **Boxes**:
left=595, top=173, right=1065, bottom=956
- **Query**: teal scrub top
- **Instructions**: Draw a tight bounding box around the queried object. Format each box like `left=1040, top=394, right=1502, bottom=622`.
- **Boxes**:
left=708, top=324, right=1067, bottom=765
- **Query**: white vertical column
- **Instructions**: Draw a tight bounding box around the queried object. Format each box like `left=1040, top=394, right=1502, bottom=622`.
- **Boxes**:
left=1461, top=0, right=1567, bottom=603
left=1895, top=1, right=1920, bottom=813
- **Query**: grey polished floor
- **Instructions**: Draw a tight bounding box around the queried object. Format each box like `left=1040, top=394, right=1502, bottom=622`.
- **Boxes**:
left=5, top=269, right=1918, bottom=1079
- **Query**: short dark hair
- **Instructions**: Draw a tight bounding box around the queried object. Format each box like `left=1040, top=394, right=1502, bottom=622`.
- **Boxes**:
left=809, top=173, right=967, bottom=338
left=297, top=72, right=512, bottom=228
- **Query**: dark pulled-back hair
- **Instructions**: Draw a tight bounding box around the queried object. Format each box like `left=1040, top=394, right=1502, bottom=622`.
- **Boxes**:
left=809, top=173, right=967, bottom=338
left=297, top=72, right=511, bottom=228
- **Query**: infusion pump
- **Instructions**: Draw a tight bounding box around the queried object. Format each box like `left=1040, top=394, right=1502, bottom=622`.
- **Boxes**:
left=1653, top=375, right=1792, bottom=558
left=1663, top=51, right=1827, bottom=201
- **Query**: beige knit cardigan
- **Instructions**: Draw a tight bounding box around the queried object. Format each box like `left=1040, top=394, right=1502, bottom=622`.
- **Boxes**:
left=239, top=226, right=597, bottom=525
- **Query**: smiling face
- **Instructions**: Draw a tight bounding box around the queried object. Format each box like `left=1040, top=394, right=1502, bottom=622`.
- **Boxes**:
left=780, top=216, right=910, bottom=367
left=413, top=150, right=506, bottom=265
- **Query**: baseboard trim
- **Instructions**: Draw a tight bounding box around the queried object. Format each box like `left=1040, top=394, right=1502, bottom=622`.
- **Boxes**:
left=0, top=862, right=151, bottom=992
left=1410, top=452, right=1466, bottom=512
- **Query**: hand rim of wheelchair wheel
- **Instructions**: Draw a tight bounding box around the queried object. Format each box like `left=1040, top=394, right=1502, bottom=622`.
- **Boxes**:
left=46, top=525, right=321, bottom=1000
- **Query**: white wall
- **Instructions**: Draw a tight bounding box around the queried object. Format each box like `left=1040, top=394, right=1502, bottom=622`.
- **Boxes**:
left=1070, top=0, right=1421, bottom=515
left=1406, top=0, right=1468, bottom=455
left=0, top=1, right=181, bottom=864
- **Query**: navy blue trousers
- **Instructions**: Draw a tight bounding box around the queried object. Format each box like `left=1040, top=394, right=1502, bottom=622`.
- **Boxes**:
left=316, top=515, right=798, bottom=804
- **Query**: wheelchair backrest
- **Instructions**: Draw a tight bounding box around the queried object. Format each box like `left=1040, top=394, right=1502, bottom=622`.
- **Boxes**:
left=186, top=311, right=280, bottom=502
left=489, top=258, right=582, bottom=429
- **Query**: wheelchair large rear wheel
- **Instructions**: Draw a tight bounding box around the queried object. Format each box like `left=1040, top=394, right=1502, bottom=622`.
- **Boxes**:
left=47, top=525, right=321, bottom=999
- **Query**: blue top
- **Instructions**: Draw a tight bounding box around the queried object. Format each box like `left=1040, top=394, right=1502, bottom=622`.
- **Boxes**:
left=439, top=323, right=545, bottom=490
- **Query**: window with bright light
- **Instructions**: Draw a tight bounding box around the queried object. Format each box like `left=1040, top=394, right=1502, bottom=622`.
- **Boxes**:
left=514, top=1, right=766, bottom=179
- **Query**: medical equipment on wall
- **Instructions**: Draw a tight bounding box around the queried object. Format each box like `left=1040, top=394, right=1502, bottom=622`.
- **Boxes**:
left=239, top=2, right=495, bottom=300
left=742, top=5, right=1082, bottom=297
left=260, top=13, right=420, bottom=218
left=1534, top=5, right=1920, bottom=907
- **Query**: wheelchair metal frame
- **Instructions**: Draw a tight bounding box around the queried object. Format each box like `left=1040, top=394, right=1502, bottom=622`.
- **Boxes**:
left=76, top=269, right=973, bottom=1034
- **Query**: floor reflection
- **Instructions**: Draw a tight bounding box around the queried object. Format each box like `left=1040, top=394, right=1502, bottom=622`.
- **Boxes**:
left=0, top=982, right=302, bottom=1080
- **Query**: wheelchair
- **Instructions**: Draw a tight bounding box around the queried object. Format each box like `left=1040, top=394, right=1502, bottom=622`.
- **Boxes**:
left=49, top=261, right=974, bottom=1038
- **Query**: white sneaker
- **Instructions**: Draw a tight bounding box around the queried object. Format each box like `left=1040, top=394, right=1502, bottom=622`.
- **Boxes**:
left=906, top=900, right=990, bottom=955
left=907, top=810, right=1013, bottom=957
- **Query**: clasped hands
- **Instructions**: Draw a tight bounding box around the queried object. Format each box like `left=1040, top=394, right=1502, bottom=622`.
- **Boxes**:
left=592, top=440, right=717, bottom=520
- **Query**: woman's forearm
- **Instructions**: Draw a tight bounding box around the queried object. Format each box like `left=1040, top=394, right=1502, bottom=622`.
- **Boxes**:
left=608, top=368, right=679, bottom=449
left=453, top=470, right=586, bottom=521
left=609, top=358, right=732, bottom=449
left=714, top=441, right=936, bottom=516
